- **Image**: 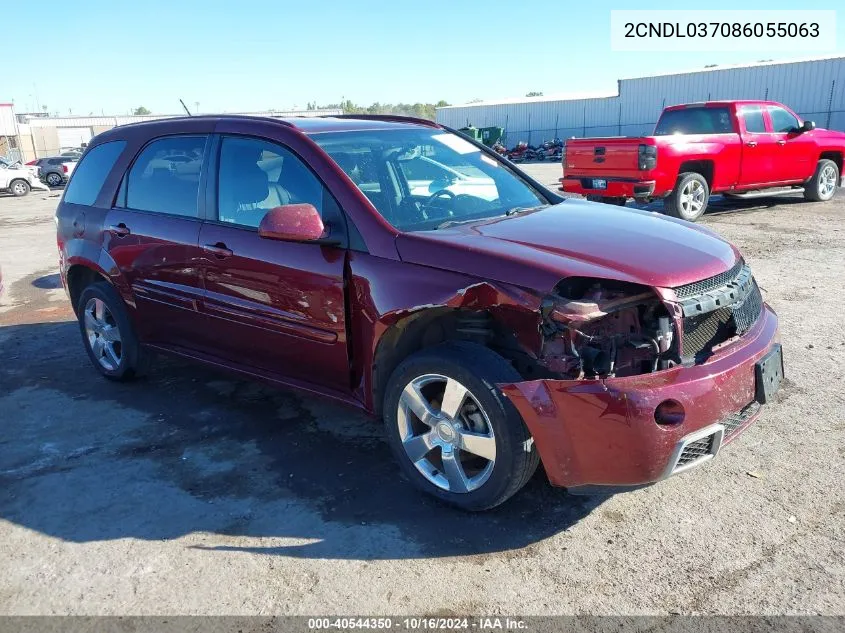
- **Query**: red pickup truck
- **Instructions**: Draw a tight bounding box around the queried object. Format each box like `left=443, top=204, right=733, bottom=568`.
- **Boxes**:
left=560, top=100, right=845, bottom=221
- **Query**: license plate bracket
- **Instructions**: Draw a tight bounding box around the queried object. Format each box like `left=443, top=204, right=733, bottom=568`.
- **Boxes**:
left=755, top=343, right=784, bottom=404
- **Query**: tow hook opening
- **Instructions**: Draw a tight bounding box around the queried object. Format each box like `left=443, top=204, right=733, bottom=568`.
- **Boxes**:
left=655, top=399, right=686, bottom=426
left=539, top=278, right=680, bottom=379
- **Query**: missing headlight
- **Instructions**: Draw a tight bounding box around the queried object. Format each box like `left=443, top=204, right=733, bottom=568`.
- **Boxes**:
left=540, top=278, right=677, bottom=379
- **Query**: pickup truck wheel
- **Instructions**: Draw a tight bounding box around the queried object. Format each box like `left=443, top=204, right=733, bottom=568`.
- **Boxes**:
left=9, top=179, right=30, bottom=197
left=664, top=172, right=709, bottom=221
left=77, top=281, right=150, bottom=381
left=804, top=159, right=839, bottom=202
left=383, top=341, right=539, bottom=511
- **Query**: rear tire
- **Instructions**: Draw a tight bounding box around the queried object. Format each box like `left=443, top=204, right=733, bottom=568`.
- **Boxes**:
left=664, top=172, right=709, bottom=221
left=45, top=172, right=63, bottom=187
left=803, top=159, right=839, bottom=202
left=9, top=179, right=30, bottom=197
left=383, top=341, right=539, bottom=511
left=77, top=281, right=150, bottom=381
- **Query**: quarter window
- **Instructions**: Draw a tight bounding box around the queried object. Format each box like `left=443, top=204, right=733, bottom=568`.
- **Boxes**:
left=768, top=107, right=800, bottom=133
left=740, top=107, right=766, bottom=134
left=216, top=136, right=325, bottom=228
left=124, top=136, right=207, bottom=217
left=63, top=141, right=126, bottom=206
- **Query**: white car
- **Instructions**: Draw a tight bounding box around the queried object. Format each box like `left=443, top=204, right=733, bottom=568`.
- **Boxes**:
left=401, top=156, right=498, bottom=200
left=0, top=159, right=50, bottom=196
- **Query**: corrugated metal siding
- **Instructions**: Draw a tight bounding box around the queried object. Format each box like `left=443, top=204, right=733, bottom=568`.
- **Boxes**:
left=437, top=57, right=845, bottom=143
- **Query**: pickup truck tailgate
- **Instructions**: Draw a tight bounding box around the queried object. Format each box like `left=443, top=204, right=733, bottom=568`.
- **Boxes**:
left=565, top=138, right=643, bottom=177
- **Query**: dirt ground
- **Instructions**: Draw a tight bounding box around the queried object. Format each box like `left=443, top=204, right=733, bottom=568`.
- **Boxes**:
left=1, top=166, right=843, bottom=615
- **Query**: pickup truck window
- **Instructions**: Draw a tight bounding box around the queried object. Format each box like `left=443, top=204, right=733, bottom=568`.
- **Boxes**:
left=768, top=106, right=800, bottom=133
left=654, top=107, right=734, bottom=136
left=740, top=106, right=767, bottom=133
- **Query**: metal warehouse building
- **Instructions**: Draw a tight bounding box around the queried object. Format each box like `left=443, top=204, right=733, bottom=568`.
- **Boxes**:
left=0, top=107, right=342, bottom=163
left=436, top=56, right=845, bottom=146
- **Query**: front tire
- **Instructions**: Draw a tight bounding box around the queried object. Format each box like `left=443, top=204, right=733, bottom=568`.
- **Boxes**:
left=9, top=179, right=30, bottom=197
left=804, top=159, right=839, bottom=202
left=77, top=281, right=150, bottom=381
left=383, top=342, right=539, bottom=511
left=664, top=172, right=709, bottom=221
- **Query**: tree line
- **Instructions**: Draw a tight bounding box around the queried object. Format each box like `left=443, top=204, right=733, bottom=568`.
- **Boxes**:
left=307, top=100, right=450, bottom=120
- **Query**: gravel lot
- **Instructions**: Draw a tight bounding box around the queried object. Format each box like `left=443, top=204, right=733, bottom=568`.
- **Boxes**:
left=1, top=166, right=843, bottom=616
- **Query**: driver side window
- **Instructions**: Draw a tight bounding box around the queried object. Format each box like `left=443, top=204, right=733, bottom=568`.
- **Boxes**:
left=217, top=136, right=325, bottom=228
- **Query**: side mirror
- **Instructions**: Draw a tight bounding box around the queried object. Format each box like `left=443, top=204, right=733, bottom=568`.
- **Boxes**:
left=801, top=120, right=816, bottom=133
left=258, top=204, right=325, bottom=242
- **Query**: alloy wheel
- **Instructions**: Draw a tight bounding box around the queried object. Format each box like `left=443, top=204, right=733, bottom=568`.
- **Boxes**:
left=819, top=164, right=837, bottom=199
left=12, top=182, right=27, bottom=196
left=397, top=374, right=496, bottom=493
left=680, top=180, right=706, bottom=215
left=83, top=297, right=123, bottom=371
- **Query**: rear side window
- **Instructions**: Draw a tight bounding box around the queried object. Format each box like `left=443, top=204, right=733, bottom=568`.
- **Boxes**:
left=124, top=136, right=207, bottom=217
left=740, top=106, right=767, bottom=133
left=63, top=141, right=126, bottom=206
left=654, top=107, right=734, bottom=136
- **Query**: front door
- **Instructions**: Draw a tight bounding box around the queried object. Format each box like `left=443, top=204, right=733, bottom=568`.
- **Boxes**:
left=198, top=134, right=350, bottom=391
left=105, top=135, right=209, bottom=351
left=766, top=105, right=817, bottom=183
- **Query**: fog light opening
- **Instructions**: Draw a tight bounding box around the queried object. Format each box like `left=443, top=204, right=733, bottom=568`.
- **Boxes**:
left=655, top=399, right=685, bottom=426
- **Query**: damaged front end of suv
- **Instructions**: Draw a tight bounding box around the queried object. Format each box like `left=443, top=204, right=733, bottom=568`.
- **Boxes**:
left=498, top=261, right=780, bottom=493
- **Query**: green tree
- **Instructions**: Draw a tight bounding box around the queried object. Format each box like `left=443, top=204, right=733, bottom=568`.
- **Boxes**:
left=133, top=106, right=151, bottom=115
left=525, top=91, right=544, bottom=97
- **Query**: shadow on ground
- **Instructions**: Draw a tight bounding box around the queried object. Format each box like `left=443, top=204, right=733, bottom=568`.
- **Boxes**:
left=0, top=320, right=602, bottom=561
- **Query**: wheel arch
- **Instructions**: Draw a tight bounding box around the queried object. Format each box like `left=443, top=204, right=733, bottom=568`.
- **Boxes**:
left=368, top=285, right=544, bottom=417
left=63, top=243, right=131, bottom=316
left=676, top=160, right=714, bottom=189
left=819, top=151, right=843, bottom=175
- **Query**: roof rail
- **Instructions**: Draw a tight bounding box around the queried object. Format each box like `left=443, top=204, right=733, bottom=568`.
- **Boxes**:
left=322, top=113, right=441, bottom=128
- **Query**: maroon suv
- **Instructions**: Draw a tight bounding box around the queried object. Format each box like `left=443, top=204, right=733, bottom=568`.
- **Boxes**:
left=56, top=114, right=784, bottom=510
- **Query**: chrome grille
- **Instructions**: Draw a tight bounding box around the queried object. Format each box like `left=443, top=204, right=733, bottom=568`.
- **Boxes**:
left=723, top=401, right=761, bottom=438
left=676, top=435, right=714, bottom=467
left=674, top=259, right=745, bottom=299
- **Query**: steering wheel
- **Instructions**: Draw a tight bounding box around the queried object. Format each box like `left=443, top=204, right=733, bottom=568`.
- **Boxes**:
left=425, top=189, right=456, bottom=206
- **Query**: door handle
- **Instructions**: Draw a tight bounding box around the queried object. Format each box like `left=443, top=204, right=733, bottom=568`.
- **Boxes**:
left=108, top=223, right=130, bottom=236
left=203, top=242, right=233, bottom=258
left=745, top=141, right=757, bottom=147
left=777, top=140, right=787, bottom=146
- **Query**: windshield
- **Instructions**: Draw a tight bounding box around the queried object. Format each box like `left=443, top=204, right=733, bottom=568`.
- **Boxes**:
left=312, top=128, right=547, bottom=231
left=654, top=107, right=734, bottom=136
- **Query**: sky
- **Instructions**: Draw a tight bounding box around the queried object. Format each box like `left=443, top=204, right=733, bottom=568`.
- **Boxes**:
left=4, top=0, right=843, bottom=116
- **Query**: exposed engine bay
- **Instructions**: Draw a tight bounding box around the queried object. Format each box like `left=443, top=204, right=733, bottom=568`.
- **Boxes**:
left=539, top=278, right=677, bottom=379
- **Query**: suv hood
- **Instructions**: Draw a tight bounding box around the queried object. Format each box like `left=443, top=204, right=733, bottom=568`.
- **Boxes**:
left=395, top=200, right=740, bottom=293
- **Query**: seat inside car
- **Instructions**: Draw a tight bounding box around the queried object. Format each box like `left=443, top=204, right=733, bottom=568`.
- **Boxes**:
left=218, top=146, right=270, bottom=226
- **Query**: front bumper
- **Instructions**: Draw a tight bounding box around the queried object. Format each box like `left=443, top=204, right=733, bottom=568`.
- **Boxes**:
left=499, top=304, right=780, bottom=489
left=560, top=176, right=657, bottom=199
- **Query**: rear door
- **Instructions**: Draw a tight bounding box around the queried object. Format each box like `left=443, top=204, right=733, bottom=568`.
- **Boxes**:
left=766, top=105, right=817, bottom=183
left=736, top=105, right=779, bottom=187
left=197, top=133, right=350, bottom=391
left=105, top=134, right=210, bottom=351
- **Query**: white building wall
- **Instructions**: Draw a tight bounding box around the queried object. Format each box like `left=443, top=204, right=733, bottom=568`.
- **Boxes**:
left=437, top=56, right=845, bottom=145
